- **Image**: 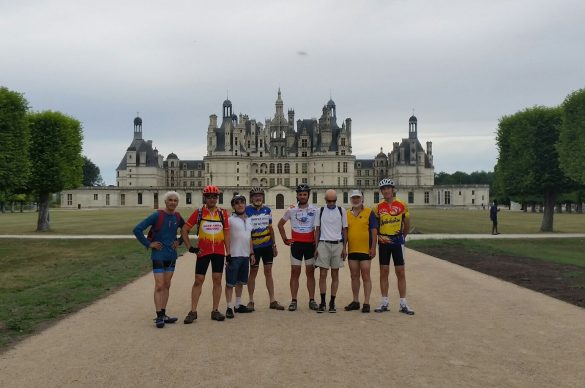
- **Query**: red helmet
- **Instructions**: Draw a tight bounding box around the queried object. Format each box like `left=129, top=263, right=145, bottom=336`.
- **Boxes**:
left=203, top=185, right=221, bottom=195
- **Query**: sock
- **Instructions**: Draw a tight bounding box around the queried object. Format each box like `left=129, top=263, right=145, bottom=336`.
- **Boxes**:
left=161, top=308, right=166, bottom=316
left=382, top=296, right=389, bottom=306
left=227, top=303, right=233, bottom=309
left=235, top=297, right=241, bottom=307
left=293, top=298, right=298, bottom=303
left=400, top=298, right=407, bottom=307
left=330, top=295, right=336, bottom=305
left=156, top=310, right=164, bottom=317
left=320, top=293, right=326, bottom=305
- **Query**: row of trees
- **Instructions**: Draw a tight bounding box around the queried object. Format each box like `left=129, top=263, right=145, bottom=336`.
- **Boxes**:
left=434, top=171, right=494, bottom=186
left=0, top=86, right=102, bottom=230
left=494, top=88, right=585, bottom=232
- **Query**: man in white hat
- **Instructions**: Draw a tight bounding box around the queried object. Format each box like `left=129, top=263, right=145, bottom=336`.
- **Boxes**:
left=344, top=190, right=378, bottom=313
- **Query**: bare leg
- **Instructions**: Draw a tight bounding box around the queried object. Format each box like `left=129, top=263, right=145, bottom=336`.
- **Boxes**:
left=360, top=260, right=372, bottom=305
left=264, top=265, right=276, bottom=302
left=225, top=286, right=233, bottom=306
left=161, top=271, right=174, bottom=309
left=319, top=267, right=328, bottom=295
left=331, top=268, right=339, bottom=297
left=211, top=272, right=222, bottom=311
left=290, top=265, right=301, bottom=300
left=380, top=265, right=390, bottom=298
left=348, top=260, right=360, bottom=302
left=235, top=283, right=243, bottom=299
left=191, top=274, right=205, bottom=311
left=248, top=266, right=258, bottom=302
left=395, top=266, right=406, bottom=298
left=306, top=265, right=316, bottom=299
left=154, top=273, right=165, bottom=311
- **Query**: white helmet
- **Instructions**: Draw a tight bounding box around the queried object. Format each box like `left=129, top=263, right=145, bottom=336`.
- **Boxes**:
left=379, top=178, right=395, bottom=188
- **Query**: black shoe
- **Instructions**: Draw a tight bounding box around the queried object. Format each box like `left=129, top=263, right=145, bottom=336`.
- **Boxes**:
left=288, top=300, right=298, bottom=311
left=235, top=305, right=252, bottom=313
left=164, top=315, right=178, bottom=324
left=399, top=304, right=415, bottom=315
left=344, top=301, right=360, bottom=311
left=374, top=304, right=390, bottom=313
left=226, top=307, right=234, bottom=319
left=317, top=304, right=326, bottom=313
left=309, top=300, right=319, bottom=311
left=328, top=304, right=336, bottom=313
left=361, top=304, right=370, bottom=313
left=211, top=310, right=226, bottom=321
left=183, top=311, right=197, bottom=324
left=154, top=315, right=165, bottom=328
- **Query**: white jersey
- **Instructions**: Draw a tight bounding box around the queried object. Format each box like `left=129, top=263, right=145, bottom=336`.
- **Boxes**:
left=282, top=204, right=317, bottom=243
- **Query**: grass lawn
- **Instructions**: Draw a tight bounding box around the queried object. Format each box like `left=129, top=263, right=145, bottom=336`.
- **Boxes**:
left=0, top=240, right=152, bottom=350
left=408, top=238, right=585, bottom=267
left=1, top=207, right=584, bottom=235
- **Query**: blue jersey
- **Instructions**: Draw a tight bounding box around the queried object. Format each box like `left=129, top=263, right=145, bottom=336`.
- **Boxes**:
left=133, top=211, right=185, bottom=261
left=245, top=205, right=273, bottom=249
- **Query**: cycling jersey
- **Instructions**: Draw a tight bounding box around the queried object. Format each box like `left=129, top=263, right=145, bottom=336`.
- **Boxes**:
left=282, top=204, right=317, bottom=243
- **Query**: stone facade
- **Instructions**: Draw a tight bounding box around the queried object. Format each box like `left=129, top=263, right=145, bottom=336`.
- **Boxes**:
left=62, top=90, right=489, bottom=209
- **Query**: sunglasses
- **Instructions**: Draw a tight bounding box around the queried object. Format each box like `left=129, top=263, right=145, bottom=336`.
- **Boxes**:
left=205, top=195, right=219, bottom=199
left=326, top=199, right=337, bottom=203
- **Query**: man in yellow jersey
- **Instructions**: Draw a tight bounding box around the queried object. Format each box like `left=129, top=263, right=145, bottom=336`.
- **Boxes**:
left=344, top=190, right=378, bottom=313
left=372, top=178, right=414, bottom=315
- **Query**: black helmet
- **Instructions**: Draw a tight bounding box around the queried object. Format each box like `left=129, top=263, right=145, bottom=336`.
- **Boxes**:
left=249, top=186, right=265, bottom=196
left=231, top=194, right=246, bottom=206
left=296, top=184, right=311, bottom=193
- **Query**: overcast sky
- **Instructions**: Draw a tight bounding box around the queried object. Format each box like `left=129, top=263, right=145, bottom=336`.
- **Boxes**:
left=2, top=0, right=584, bottom=185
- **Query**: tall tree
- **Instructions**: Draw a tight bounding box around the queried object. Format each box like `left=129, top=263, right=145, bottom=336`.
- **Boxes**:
left=82, top=156, right=104, bottom=186
left=495, top=106, right=573, bottom=232
left=557, top=88, right=585, bottom=185
left=28, top=111, right=83, bottom=231
left=0, top=87, right=31, bottom=212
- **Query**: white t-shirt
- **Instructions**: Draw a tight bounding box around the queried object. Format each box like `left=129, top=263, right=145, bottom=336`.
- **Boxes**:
left=282, top=204, right=317, bottom=243
left=314, top=206, right=348, bottom=241
left=229, top=214, right=252, bottom=257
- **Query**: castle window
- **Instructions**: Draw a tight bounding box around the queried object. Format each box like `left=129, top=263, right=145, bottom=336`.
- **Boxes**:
left=106, top=194, right=110, bottom=206
left=302, top=151, right=307, bottom=157
left=302, top=163, right=307, bottom=174
left=235, top=150, right=238, bottom=156
left=445, top=191, right=451, bottom=205
left=260, top=152, right=263, bottom=157
left=270, top=163, right=275, bottom=174
left=138, top=193, right=143, bottom=205
left=171, top=162, right=174, bottom=167
left=337, top=162, right=340, bottom=173
left=343, top=162, right=348, bottom=173
left=343, top=192, right=348, bottom=204
left=472, top=190, right=475, bottom=195
left=190, top=181, right=194, bottom=187
left=198, top=181, right=202, bottom=187
left=357, top=179, right=362, bottom=186
left=341, top=150, right=345, bottom=155
left=270, top=178, right=275, bottom=186
left=312, top=192, right=317, bottom=204
left=408, top=192, right=414, bottom=204
left=341, top=138, right=346, bottom=146
left=424, top=191, right=430, bottom=204
left=284, top=163, right=290, bottom=174
left=277, top=163, right=283, bottom=174
left=186, top=193, right=192, bottom=204
left=374, top=192, right=380, bottom=203
left=120, top=194, right=126, bottom=206
left=357, top=170, right=361, bottom=176
left=183, top=171, right=187, bottom=177
left=343, top=177, right=348, bottom=186
left=295, top=164, right=299, bottom=174
left=301, top=138, right=308, bottom=148
left=284, top=178, right=290, bottom=186
left=94, top=194, right=98, bottom=201
left=183, top=181, right=187, bottom=187
left=190, top=171, right=194, bottom=177
left=67, top=194, right=73, bottom=206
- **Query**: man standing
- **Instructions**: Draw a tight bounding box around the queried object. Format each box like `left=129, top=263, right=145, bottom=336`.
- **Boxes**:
left=373, top=178, right=415, bottom=315
left=133, top=191, right=184, bottom=328
left=277, top=184, right=319, bottom=312
left=490, top=200, right=500, bottom=235
left=314, top=189, right=348, bottom=313
left=181, top=185, right=230, bottom=323
left=225, top=194, right=255, bottom=319
left=344, top=190, right=378, bottom=313
left=246, top=187, right=285, bottom=311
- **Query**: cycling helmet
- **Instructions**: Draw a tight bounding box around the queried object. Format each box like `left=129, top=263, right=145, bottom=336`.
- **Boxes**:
left=249, top=186, right=265, bottom=196
left=379, top=178, right=395, bottom=188
left=231, top=194, right=246, bottom=206
left=203, top=185, right=221, bottom=195
left=296, top=184, right=311, bottom=193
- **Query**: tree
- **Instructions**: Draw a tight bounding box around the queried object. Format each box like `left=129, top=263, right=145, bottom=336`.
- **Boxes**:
left=82, top=156, right=104, bottom=186
left=495, top=106, right=574, bottom=232
left=0, top=87, right=31, bottom=212
left=28, top=111, right=83, bottom=231
left=558, top=88, right=585, bottom=185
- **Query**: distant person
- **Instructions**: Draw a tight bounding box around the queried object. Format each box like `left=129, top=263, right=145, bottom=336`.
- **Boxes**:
left=373, top=178, right=414, bottom=315
left=490, top=200, right=500, bottom=235
left=133, top=191, right=184, bottom=328
left=181, top=185, right=230, bottom=323
left=277, top=184, right=319, bottom=312
left=314, top=189, right=348, bottom=313
left=344, top=190, right=378, bottom=313
left=245, top=187, right=285, bottom=311
left=224, top=194, right=255, bottom=319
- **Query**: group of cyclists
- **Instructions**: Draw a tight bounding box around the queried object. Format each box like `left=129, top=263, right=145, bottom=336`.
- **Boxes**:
left=133, top=179, right=414, bottom=328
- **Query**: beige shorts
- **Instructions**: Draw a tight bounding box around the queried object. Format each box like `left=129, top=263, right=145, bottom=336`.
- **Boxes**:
left=315, top=241, right=344, bottom=269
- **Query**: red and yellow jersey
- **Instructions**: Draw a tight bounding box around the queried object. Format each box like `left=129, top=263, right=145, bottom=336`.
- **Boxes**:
left=347, top=207, right=378, bottom=254
left=185, top=206, right=230, bottom=257
left=373, top=198, right=409, bottom=244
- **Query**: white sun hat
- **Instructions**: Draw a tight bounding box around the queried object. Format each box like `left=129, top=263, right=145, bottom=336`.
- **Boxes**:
left=350, top=189, right=363, bottom=198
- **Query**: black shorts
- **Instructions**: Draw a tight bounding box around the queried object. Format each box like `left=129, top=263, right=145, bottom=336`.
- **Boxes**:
left=195, top=253, right=225, bottom=275
left=291, top=242, right=315, bottom=261
left=152, top=259, right=176, bottom=274
left=348, top=252, right=371, bottom=261
left=378, top=244, right=405, bottom=266
left=252, top=245, right=274, bottom=268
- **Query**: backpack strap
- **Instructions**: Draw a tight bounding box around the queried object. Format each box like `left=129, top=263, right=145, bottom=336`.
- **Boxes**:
left=148, top=210, right=165, bottom=241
